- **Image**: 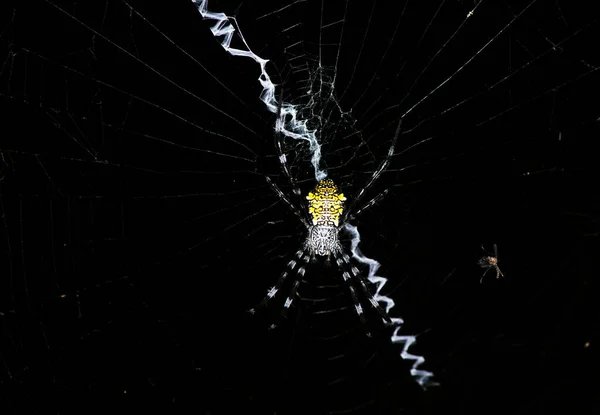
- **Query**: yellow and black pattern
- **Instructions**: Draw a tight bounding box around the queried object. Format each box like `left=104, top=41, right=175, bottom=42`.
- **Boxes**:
left=306, top=179, right=347, bottom=227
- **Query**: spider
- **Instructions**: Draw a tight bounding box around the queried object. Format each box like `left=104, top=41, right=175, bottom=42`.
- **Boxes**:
left=478, top=244, right=504, bottom=283
left=248, top=119, right=404, bottom=337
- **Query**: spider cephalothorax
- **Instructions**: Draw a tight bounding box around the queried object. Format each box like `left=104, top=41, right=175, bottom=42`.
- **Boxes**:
left=305, top=179, right=346, bottom=256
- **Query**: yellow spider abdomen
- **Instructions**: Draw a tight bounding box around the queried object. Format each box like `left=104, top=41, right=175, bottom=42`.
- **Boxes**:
left=306, top=179, right=346, bottom=227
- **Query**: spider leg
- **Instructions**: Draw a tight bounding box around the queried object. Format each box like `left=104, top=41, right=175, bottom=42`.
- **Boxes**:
left=480, top=266, right=492, bottom=284
left=345, top=189, right=389, bottom=222
left=332, top=252, right=391, bottom=337
left=495, top=266, right=504, bottom=279
left=271, top=78, right=311, bottom=222
left=481, top=244, right=498, bottom=257
left=273, top=71, right=301, bottom=194
left=265, top=176, right=310, bottom=228
left=342, top=118, right=402, bottom=222
left=269, top=271, right=304, bottom=330
left=248, top=249, right=308, bottom=314
left=335, top=252, right=393, bottom=325
left=343, top=272, right=372, bottom=337
left=274, top=130, right=301, bottom=197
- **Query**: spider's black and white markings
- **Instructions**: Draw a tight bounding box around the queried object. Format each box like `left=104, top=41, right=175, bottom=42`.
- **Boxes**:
left=249, top=118, right=403, bottom=337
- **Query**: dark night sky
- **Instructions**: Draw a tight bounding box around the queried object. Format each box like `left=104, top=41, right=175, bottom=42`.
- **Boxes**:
left=1, top=1, right=599, bottom=414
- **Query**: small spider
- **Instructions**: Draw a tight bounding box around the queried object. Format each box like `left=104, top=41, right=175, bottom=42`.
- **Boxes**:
left=478, top=244, right=504, bottom=283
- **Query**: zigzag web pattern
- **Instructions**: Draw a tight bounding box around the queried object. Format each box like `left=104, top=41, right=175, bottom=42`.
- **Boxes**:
left=192, top=0, right=328, bottom=181
left=194, top=0, right=437, bottom=390
left=343, top=223, right=438, bottom=389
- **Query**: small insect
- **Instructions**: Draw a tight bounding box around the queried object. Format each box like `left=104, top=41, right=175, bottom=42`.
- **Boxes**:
left=478, top=244, right=504, bottom=283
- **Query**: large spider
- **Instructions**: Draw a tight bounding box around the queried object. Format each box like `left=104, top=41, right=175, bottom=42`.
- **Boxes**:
left=248, top=118, right=404, bottom=337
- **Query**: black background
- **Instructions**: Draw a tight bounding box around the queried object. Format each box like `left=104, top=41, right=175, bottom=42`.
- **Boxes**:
left=1, top=1, right=599, bottom=414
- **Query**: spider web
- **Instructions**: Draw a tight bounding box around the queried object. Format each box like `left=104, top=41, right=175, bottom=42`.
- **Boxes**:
left=1, top=1, right=599, bottom=414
